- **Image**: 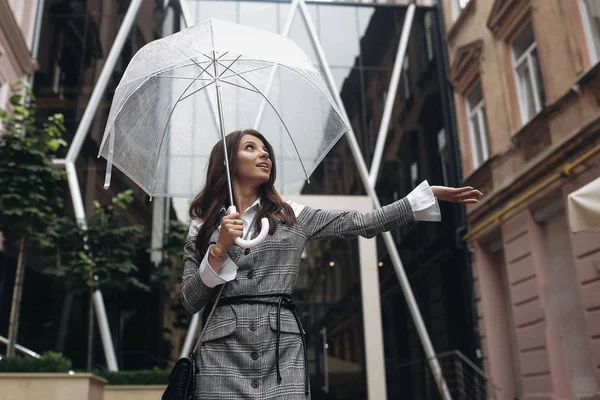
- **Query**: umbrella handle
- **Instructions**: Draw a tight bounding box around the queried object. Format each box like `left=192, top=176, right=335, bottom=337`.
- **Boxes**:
left=228, top=206, right=270, bottom=248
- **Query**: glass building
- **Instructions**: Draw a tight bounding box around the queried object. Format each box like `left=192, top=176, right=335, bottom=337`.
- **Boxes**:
left=2, top=0, right=480, bottom=398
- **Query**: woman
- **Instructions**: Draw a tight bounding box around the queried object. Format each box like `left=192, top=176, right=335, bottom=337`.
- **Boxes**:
left=181, top=129, right=482, bottom=399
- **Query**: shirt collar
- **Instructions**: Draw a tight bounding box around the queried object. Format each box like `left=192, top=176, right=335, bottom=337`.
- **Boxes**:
left=220, top=197, right=262, bottom=215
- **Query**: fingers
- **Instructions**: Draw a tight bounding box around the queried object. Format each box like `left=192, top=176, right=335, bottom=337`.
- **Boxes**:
left=223, top=221, right=243, bottom=232
left=457, top=189, right=483, bottom=199
left=454, top=186, right=480, bottom=194
left=222, top=212, right=240, bottom=221
left=452, top=186, right=472, bottom=193
left=460, top=198, right=480, bottom=204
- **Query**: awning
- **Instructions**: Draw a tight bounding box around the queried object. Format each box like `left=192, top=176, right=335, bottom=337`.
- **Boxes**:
left=568, top=177, right=600, bottom=232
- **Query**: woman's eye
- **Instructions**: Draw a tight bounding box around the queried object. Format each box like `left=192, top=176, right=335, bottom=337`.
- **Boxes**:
left=245, top=145, right=253, bottom=150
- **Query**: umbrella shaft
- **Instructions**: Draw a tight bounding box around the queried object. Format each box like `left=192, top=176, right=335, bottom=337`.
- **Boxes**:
left=213, top=51, right=235, bottom=208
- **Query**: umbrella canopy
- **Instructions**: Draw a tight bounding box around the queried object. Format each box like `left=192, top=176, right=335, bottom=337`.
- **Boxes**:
left=98, top=18, right=349, bottom=199
left=568, top=176, right=600, bottom=233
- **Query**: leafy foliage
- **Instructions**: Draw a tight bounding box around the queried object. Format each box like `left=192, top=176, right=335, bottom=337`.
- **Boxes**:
left=94, top=368, right=170, bottom=385
left=152, top=219, right=188, bottom=286
left=0, top=85, right=66, bottom=246
left=44, top=190, right=149, bottom=292
left=0, top=352, right=72, bottom=373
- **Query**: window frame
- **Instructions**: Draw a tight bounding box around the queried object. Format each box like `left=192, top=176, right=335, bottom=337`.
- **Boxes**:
left=465, top=80, right=490, bottom=169
left=511, top=22, right=544, bottom=125
left=578, top=0, right=600, bottom=65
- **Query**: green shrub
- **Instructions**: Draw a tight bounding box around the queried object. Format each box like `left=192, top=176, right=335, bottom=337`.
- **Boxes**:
left=94, top=368, right=170, bottom=385
left=0, top=352, right=72, bottom=373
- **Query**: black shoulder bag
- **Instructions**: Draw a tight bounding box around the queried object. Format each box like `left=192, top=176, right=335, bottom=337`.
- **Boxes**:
left=162, top=284, right=225, bottom=400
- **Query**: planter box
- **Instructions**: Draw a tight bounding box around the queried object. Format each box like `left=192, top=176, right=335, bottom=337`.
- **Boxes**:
left=0, top=373, right=106, bottom=400
left=104, top=385, right=167, bottom=400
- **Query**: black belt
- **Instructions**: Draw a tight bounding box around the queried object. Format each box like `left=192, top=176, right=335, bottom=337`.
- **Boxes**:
left=207, top=293, right=309, bottom=396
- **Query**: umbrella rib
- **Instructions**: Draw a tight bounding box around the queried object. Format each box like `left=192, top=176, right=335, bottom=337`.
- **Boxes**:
left=100, top=57, right=212, bottom=152
left=156, top=76, right=214, bottom=81
left=221, top=64, right=273, bottom=81
left=171, top=43, right=220, bottom=80
left=180, top=80, right=218, bottom=102
left=215, top=60, right=309, bottom=182
left=150, top=63, right=216, bottom=193
left=214, top=55, right=344, bottom=123
left=218, top=55, right=242, bottom=79
left=219, top=80, right=259, bottom=94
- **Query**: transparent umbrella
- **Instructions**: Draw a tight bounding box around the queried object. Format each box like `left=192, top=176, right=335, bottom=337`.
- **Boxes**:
left=98, top=18, right=349, bottom=247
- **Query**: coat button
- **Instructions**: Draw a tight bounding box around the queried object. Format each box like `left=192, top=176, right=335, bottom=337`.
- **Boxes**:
left=247, top=270, right=254, bottom=279
left=244, top=248, right=250, bottom=256
left=251, top=379, right=259, bottom=389
left=251, top=352, right=259, bottom=360
left=249, top=322, right=257, bottom=331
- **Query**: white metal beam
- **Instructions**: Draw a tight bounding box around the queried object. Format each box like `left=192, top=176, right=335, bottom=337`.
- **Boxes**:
left=52, top=0, right=145, bottom=371
left=369, top=4, right=415, bottom=186
left=0, top=334, right=41, bottom=358
left=253, top=0, right=299, bottom=129
left=297, top=1, right=451, bottom=398
left=178, top=0, right=221, bottom=134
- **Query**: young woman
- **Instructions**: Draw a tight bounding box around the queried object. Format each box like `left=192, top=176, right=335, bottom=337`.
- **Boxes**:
left=181, top=129, right=482, bottom=399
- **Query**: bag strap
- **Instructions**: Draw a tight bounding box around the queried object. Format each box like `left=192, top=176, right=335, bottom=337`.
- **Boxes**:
left=190, top=213, right=258, bottom=356
left=191, top=283, right=226, bottom=356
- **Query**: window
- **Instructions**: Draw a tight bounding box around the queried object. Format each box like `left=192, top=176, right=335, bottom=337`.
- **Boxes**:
left=465, top=81, right=490, bottom=169
left=580, top=0, right=600, bottom=64
left=402, top=55, right=411, bottom=100
left=511, top=22, right=545, bottom=124
left=424, top=13, right=434, bottom=61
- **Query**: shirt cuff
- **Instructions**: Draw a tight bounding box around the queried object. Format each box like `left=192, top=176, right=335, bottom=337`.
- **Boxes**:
left=406, top=180, right=441, bottom=222
left=198, top=245, right=238, bottom=288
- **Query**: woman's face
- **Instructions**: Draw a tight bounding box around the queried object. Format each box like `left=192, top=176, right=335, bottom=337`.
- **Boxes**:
left=234, top=134, right=272, bottom=185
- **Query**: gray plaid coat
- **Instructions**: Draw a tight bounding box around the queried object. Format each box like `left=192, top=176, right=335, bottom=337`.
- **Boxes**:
left=181, top=198, right=414, bottom=399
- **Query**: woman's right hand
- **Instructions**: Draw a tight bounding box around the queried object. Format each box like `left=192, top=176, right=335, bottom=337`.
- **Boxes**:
left=213, top=211, right=244, bottom=256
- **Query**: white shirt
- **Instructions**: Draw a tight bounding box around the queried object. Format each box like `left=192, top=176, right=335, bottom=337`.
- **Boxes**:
left=190, top=180, right=440, bottom=288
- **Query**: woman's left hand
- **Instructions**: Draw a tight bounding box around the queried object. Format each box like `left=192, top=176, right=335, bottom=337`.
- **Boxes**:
left=431, top=186, right=483, bottom=204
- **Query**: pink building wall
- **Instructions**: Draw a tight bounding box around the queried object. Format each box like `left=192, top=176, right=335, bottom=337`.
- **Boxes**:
left=474, top=168, right=600, bottom=399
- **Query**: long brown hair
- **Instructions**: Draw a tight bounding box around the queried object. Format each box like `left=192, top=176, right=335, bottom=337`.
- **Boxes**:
left=189, top=129, right=296, bottom=258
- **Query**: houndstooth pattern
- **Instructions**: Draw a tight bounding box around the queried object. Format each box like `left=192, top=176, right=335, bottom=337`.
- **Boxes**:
left=180, top=198, right=415, bottom=399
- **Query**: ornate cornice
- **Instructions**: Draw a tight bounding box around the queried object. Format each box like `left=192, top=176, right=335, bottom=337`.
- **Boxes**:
left=449, top=39, right=484, bottom=93
left=487, top=0, right=531, bottom=40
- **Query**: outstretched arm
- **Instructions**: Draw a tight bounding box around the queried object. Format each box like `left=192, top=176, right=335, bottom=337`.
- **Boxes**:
left=295, top=181, right=482, bottom=241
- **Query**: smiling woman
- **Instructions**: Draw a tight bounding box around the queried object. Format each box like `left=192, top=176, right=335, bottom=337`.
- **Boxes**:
left=179, top=129, right=482, bottom=399
left=236, top=134, right=273, bottom=185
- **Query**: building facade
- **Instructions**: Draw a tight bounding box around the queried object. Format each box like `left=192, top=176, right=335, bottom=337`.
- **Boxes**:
left=441, top=0, right=600, bottom=398
left=0, top=0, right=40, bottom=106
